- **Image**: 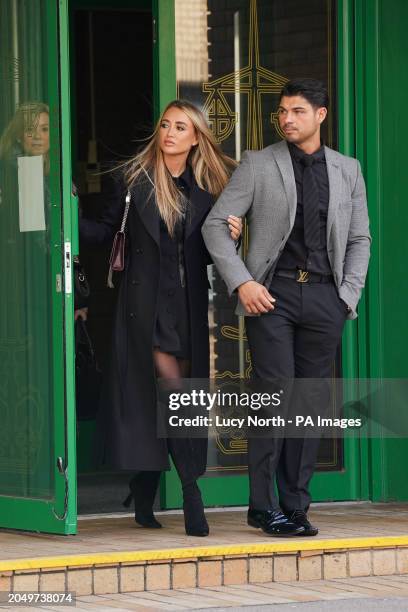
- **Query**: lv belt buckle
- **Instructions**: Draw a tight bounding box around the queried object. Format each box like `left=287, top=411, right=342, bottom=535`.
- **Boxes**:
left=297, top=269, right=310, bottom=283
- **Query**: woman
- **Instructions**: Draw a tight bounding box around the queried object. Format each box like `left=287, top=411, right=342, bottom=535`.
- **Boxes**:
left=0, top=101, right=50, bottom=173
left=80, top=99, right=240, bottom=536
left=0, top=102, right=55, bottom=495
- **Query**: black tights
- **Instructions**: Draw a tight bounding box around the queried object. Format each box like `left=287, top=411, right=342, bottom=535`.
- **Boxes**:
left=153, top=348, right=190, bottom=382
left=153, top=349, right=200, bottom=496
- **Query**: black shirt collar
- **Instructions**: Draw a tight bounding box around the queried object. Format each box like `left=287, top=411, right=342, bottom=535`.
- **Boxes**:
left=172, top=164, right=193, bottom=190
left=288, top=141, right=326, bottom=164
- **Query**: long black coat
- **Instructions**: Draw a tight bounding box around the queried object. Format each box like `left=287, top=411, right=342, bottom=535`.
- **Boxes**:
left=80, top=173, right=214, bottom=472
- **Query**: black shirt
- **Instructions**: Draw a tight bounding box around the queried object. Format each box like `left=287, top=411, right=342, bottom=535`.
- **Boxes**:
left=173, top=164, right=192, bottom=198
left=275, top=142, right=332, bottom=275
left=171, top=163, right=192, bottom=238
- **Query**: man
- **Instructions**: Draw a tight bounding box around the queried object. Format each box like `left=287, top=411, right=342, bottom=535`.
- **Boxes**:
left=202, top=79, right=371, bottom=537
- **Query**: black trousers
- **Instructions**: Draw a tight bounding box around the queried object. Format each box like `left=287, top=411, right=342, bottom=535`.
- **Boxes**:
left=245, top=276, right=348, bottom=512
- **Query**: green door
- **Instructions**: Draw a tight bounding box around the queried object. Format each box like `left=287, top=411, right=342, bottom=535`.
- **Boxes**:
left=0, top=0, right=77, bottom=534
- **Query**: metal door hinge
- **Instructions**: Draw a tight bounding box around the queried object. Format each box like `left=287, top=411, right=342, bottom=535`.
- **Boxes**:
left=152, top=17, right=157, bottom=44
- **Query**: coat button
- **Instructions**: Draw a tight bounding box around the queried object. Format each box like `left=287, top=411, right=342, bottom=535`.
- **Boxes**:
left=135, top=248, right=143, bottom=254
left=281, top=236, right=285, bottom=241
left=131, top=280, right=140, bottom=285
left=129, top=312, right=134, bottom=318
left=266, top=259, right=270, bottom=263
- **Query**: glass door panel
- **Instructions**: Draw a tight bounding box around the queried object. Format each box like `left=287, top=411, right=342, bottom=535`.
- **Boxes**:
left=0, top=0, right=76, bottom=533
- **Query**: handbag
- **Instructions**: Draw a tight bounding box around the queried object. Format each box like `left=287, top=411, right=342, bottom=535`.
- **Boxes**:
left=75, top=318, right=102, bottom=421
left=107, top=190, right=131, bottom=288
left=107, top=168, right=155, bottom=288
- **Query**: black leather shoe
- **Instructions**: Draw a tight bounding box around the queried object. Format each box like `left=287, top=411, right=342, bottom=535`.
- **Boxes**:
left=247, top=508, right=305, bottom=536
left=285, top=510, right=318, bottom=536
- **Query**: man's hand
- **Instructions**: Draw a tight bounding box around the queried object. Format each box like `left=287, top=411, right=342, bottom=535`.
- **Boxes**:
left=340, top=299, right=352, bottom=313
left=228, top=215, right=243, bottom=241
left=238, top=280, right=275, bottom=314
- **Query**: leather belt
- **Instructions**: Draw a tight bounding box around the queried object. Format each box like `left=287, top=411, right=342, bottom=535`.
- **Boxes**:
left=274, top=269, right=333, bottom=284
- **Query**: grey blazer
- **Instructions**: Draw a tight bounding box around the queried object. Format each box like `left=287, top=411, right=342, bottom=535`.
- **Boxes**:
left=202, top=140, right=371, bottom=319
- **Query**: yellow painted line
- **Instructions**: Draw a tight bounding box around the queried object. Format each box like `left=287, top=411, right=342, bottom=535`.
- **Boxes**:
left=1, top=536, right=408, bottom=572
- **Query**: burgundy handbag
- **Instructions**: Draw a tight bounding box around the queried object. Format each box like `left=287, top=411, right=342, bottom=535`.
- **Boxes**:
left=107, top=169, right=154, bottom=287
left=107, top=190, right=131, bottom=288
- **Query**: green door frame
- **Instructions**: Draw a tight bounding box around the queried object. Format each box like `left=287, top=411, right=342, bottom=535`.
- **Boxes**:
left=356, top=0, right=384, bottom=503
left=162, top=0, right=368, bottom=509
left=351, top=0, right=408, bottom=503
left=60, top=0, right=78, bottom=534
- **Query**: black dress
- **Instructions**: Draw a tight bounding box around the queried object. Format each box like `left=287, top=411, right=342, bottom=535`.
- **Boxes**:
left=153, top=166, right=192, bottom=359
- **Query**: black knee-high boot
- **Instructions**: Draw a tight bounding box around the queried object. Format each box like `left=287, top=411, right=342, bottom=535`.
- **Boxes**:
left=123, top=471, right=162, bottom=529
left=167, top=439, right=209, bottom=536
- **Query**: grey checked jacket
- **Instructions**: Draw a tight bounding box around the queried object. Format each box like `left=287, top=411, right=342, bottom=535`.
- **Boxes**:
left=202, top=140, right=371, bottom=319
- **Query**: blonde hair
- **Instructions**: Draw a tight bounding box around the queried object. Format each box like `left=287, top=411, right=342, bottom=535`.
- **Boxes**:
left=0, top=102, right=50, bottom=174
left=122, top=99, right=237, bottom=236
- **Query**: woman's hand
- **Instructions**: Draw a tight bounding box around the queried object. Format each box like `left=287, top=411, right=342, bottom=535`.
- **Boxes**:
left=74, top=307, right=88, bottom=322
left=228, top=215, right=243, bottom=241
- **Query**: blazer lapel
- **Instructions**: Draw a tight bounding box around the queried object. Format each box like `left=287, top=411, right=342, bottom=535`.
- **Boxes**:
left=130, top=178, right=160, bottom=245
left=325, top=146, right=342, bottom=243
left=185, top=182, right=213, bottom=240
left=270, top=141, right=297, bottom=228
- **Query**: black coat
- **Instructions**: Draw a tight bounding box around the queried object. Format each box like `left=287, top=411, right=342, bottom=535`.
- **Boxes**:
left=80, top=173, right=214, bottom=472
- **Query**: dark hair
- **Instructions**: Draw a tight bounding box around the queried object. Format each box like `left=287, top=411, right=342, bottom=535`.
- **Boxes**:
left=279, top=79, right=329, bottom=109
